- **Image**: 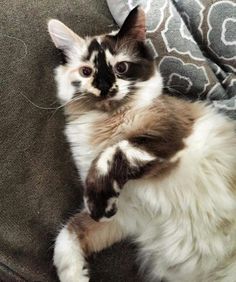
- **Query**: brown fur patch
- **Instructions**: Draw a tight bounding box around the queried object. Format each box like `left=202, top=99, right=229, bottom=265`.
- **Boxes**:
left=91, top=95, right=202, bottom=157
left=67, top=211, right=123, bottom=256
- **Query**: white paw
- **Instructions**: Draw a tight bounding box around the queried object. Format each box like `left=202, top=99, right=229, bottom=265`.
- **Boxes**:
left=59, top=268, right=89, bottom=282
left=54, top=227, right=89, bottom=282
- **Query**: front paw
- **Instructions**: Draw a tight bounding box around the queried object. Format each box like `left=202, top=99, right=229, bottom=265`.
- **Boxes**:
left=84, top=174, right=120, bottom=221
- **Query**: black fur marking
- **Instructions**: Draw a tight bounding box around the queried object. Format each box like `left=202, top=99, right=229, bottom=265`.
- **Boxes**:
left=86, top=39, right=102, bottom=61
left=85, top=179, right=118, bottom=221
left=101, top=36, right=116, bottom=55
left=105, top=203, right=117, bottom=218
left=86, top=39, right=116, bottom=97
left=71, top=80, right=81, bottom=88
left=112, top=149, right=156, bottom=185
left=118, top=60, right=154, bottom=81
left=57, top=49, right=67, bottom=64
left=117, top=6, right=141, bottom=41
left=85, top=146, right=157, bottom=221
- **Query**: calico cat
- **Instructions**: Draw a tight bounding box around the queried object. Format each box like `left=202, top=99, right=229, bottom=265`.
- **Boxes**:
left=48, top=7, right=236, bottom=282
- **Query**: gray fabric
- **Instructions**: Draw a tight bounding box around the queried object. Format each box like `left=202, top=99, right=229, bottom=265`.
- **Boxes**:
left=0, top=1, right=143, bottom=281
left=107, top=0, right=236, bottom=118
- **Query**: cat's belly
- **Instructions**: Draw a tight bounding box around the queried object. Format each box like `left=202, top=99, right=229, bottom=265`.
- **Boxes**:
left=117, top=178, right=236, bottom=282
left=114, top=109, right=236, bottom=281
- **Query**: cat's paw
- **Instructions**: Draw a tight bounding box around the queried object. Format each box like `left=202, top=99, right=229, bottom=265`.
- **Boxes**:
left=54, top=227, right=90, bottom=282
left=84, top=174, right=120, bottom=222
left=58, top=267, right=90, bottom=282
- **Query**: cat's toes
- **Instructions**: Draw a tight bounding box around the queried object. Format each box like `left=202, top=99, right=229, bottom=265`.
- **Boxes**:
left=57, top=265, right=90, bottom=282
left=82, top=266, right=90, bottom=281
left=54, top=227, right=90, bottom=282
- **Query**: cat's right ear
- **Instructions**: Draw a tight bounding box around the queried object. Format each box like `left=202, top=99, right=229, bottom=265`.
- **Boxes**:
left=48, top=19, right=84, bottom=59
left=117, top=6, right=146, bottom=42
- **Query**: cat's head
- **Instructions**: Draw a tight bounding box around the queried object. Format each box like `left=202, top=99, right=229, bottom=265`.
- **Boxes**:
left=48, top=7, right=162, bottom=112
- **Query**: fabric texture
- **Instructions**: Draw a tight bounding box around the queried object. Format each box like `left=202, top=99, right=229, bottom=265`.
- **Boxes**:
left=1, top=0, right=235, bottom=281
left=0, top=1, right=143, bottom=281
left=107, top=0, right=236, bottom=119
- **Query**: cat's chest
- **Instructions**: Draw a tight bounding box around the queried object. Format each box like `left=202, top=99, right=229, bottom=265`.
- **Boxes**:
left=65, top=110, right=133, bottom=181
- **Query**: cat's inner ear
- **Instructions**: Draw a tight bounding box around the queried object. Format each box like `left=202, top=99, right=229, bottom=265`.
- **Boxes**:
left=48, top=19, right=84, bottom=56
left=117, top=6, right=146, bottom=42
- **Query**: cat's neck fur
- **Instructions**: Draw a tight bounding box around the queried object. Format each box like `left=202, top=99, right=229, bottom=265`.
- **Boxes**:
left=62, top=69, right=163, bottom=120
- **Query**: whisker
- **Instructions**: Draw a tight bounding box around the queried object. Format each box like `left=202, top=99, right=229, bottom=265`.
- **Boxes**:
left=48, top=95, right=88, bottom=120
left=19, top=92, right=59, bottom=110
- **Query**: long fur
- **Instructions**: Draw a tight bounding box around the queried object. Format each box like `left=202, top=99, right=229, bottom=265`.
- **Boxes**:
left=49, top=8, right=236, bottom=282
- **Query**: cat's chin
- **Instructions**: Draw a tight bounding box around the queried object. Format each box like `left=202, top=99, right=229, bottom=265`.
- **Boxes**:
left=94, top=98, right=127, bottom=112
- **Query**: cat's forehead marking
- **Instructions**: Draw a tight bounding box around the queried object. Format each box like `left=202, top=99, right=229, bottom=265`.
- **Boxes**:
left=85, top=36, right=116, bottom=64
left=86, top=39, right=103, bottom=61
left=85, top=38, right=116, bottom=92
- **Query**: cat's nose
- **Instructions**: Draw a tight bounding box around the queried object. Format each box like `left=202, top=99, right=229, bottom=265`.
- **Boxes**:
left=98, top=82, right=112, bottom=97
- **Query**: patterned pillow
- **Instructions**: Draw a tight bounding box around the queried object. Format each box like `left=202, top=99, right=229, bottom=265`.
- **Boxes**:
left=106, top=0, right=236, bottom=118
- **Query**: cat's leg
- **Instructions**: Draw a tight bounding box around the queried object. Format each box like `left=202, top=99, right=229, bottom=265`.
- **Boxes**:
left=84, top=139, right=165, bottom=221
left=54, top=210, right=125, bottom=282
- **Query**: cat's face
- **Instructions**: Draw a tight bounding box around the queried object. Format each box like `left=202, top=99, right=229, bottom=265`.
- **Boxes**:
left=48, top=7, right=162, bottom=111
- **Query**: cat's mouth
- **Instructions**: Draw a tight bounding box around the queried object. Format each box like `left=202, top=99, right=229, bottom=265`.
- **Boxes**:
left=73, top=90, right=129, bottom=112
left=94, top=98, right=123, bottom=112
left=87, top=90, right=129, bottom=111
left=94, top=89, right=121, bottom=101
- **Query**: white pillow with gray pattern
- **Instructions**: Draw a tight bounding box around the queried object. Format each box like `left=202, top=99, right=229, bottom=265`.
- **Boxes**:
left=107, top=0, right=236, bottom=118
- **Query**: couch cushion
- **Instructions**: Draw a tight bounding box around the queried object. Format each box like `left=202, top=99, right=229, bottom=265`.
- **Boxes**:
left=107, top=0, right=236, bottom=118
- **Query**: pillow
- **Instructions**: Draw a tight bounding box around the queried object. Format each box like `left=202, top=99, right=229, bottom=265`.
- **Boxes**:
left=107, top=0, right=236, bottom=118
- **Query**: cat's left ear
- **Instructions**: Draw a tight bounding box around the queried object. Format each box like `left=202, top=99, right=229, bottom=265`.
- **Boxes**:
left=48, top=19, right=84, bottom=58
left=117, top=6, right=146, bottom=42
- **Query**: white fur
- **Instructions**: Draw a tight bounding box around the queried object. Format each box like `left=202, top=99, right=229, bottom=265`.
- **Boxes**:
left=57, top=69, right=236, bottom=282
left=65, top=111, right=105, bottom=182
left=105, top=197, right=118, bottom=213
left=97, top=140, right=156, bottom=175
left=97, top=145, right=117, bottom=175
left=54, top=227, right=89, bottom=282
left=83, top=196, right=91, bottom=215
left=118, top=140, right=156, bottom=165
left=55, top=66, right=76, bottom=103
left=50, top=20, right=236, bottom=282
left=134, top=70, right=163, bottom=107
left=113, top=180, right=121, bottom=193
left=115, top=108, right=236, bottom=282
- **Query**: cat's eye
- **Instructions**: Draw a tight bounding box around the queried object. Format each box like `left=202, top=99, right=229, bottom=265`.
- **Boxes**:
left=79, top=66, right=93, bottom=77
left=114, top=62, right=129, bottom=75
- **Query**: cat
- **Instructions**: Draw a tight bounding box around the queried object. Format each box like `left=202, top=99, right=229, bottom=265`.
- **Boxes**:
left=48, top=7, right=236, bottom=282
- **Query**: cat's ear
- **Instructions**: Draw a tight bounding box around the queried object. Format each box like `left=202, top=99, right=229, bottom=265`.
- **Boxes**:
left=48, top=19, right=84, bottom=57
left=117, top=6, right=146, bottom=42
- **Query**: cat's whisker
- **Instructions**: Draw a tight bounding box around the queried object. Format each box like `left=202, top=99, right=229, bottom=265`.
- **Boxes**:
left=19, top=92, right=60, bottom=110
left=48, top=96, right=89, bottom=120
